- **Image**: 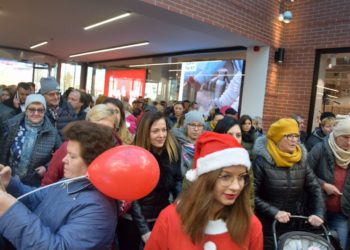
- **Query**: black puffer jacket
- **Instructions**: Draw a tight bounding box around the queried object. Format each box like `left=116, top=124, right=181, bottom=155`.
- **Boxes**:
left=253, top=136, right=325, bottom=220
left=308, top=137, right=350, bottom=218
left=130, top=148, right=182, bottom=235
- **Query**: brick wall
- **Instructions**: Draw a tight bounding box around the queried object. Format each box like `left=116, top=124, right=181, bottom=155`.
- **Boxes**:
left=142, top=0, right=350, bottom=129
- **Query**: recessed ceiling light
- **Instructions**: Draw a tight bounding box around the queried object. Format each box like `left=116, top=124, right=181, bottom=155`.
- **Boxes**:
left=30, top=41, right=48, bottom=49
left=84, top=12, right=131, bottom=30
left=69, top=41, right=149, bottom=58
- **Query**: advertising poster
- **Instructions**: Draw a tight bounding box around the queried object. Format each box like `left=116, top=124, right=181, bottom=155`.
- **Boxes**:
left=179, top=60, right=244, bottom=113
left=104, top=69, right=146, bottom=103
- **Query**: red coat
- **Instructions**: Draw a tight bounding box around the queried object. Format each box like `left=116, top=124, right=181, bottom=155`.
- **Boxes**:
left=145, top=204, right=263, bottom=250
left=41, top=141, right=67, bottom=186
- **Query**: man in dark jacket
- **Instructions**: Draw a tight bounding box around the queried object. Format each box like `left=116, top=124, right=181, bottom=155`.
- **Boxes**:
left=39, top=77, right=77, bottom=137
left=305, top=112, right=335, bottom=151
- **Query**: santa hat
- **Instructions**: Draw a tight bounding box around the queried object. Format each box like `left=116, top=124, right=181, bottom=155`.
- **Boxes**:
left=186, top=132, right=251, bottom=181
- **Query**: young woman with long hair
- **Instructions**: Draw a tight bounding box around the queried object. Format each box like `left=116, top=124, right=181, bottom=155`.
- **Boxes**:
left=117, top=111, right=182, bottom=250
left=145, top=132, right=263, bottom=249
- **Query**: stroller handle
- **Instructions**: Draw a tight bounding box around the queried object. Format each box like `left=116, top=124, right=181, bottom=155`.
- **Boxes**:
left=272, top=215, right=330, bottom=250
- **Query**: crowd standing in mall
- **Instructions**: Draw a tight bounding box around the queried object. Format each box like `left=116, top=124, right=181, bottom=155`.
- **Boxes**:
left=0, top=77, right=349, bottom=249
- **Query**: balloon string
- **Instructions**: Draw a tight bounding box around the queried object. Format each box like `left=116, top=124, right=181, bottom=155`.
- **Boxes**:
left=16, top=175, right=88, bottom=201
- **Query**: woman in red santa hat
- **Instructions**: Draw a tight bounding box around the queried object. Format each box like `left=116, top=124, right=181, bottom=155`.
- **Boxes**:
left=145, top=131, right=263, bottom=250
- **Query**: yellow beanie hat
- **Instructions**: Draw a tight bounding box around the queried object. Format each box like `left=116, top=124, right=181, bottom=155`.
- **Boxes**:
left=267, top=118, right=299, bottom=144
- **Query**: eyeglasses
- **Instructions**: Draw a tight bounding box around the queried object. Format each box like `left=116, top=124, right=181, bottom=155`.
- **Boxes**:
left=27, top=108, right=45, bottom=114
left=188, top=123, right=204, bottom=129
left=217, top=173, right=249, bottom=187
left=284, top=134, right=300, bottom=141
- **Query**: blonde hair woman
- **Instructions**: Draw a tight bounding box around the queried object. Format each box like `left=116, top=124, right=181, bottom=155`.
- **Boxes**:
left=41, top=104, right=121, bottom=185
left=103, top=97, right=134, bottom=145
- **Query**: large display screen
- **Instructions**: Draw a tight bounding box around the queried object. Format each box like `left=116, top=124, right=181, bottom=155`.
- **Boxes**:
left=179, top=60, right=244, bottom=113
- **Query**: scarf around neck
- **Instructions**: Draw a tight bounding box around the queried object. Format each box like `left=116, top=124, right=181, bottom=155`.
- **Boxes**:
left=267, top=139, right=302, bottom=167
left=328, top=133, right=350, bottom=169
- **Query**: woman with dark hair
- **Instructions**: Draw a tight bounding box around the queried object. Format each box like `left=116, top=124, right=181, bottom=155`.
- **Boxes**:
left=214, top=116, right=242, bottom=143
left=168, top=101, right=185, bottom=128
left=103, top=97, right=134, bottom=145
left=239, top=115, right=257, bottom=160
left=118, top=111, right=182, bottom=250
left=214, top=117, right=255, bottom=208
left=145, top=132, right=263, bottom=249
left=0, top=121, right=117, bottom=249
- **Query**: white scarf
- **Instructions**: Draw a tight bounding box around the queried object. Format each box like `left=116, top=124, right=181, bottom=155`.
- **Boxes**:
left=328, top=133, right=350, bottom=169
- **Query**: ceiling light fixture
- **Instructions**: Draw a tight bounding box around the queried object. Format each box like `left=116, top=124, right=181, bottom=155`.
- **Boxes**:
left=84, top=12, right=131, bottom=30
left=69, top=41, right=149, bottom=58
left=129, top=62, right=183, bottom=67
left=30, top=41, right=48, bottom=49
left=130, top=60, right=224, bottom=68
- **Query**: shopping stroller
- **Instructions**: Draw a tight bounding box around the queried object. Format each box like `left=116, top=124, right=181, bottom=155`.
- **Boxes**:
left=273, top=215, right=339, bottom=250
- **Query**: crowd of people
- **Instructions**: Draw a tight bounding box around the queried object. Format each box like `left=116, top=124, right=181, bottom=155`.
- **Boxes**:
left=0, top=77, right=349, bottom=250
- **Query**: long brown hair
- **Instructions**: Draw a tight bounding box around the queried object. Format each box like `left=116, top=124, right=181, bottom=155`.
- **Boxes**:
left=177, top=168, right=252, bottom=245
left=134, top=111, right=179, bottom=162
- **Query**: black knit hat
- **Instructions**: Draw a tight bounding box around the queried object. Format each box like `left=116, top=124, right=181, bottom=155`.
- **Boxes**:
left=320, top=112, right=335, bottom=121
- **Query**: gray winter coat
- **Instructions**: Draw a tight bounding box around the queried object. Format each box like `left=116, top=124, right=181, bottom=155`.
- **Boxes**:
left=308, top=137, right=350, bottom=218
left=253, top=136, right=325, bottom=220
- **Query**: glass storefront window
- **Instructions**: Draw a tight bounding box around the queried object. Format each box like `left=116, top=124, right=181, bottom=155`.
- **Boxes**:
left=312, top=52, right=350, bottom=129
left=86, top=67, right=94, bottom=94
left=94, top=68, right=106, bottom=97
left=60, top=63, right=81, bottom=91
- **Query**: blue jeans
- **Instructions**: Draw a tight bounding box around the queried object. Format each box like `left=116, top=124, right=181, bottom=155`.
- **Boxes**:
left=327, top=212, right=349, bottom=250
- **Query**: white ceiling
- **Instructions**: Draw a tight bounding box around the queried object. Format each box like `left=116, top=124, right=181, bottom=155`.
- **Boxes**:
left=0, top=0, right=263, bottom=64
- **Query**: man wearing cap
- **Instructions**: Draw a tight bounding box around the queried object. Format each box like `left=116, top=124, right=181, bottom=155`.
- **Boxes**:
left=305, top=112, right=336, bottom=151
left=0, top=94, right=61, bottom=187
left=39, top=77, right=77, bottom=136
left=308, top=115, right=350, bottom=250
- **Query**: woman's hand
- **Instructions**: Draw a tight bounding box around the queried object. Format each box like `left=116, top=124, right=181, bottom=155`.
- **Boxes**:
left=35, top=166, right=47, bottom=177
left=275, top=211, right=291, bottom=223
left=141, top=232, right=151, bottom=243
left=0, top=165, right=12, bottom=189
left=0, top=190, right=16, bottom=217
left=322, top=183, right=342, bottom=196
left=308, top=215, right=324, bottom=227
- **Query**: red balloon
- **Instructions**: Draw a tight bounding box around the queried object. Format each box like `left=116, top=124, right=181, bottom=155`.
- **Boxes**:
left=87, top=145, right=160, bottom=200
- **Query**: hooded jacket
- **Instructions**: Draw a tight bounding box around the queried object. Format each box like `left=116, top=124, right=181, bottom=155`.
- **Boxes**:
left=252, top=136, right=325, bottom=220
